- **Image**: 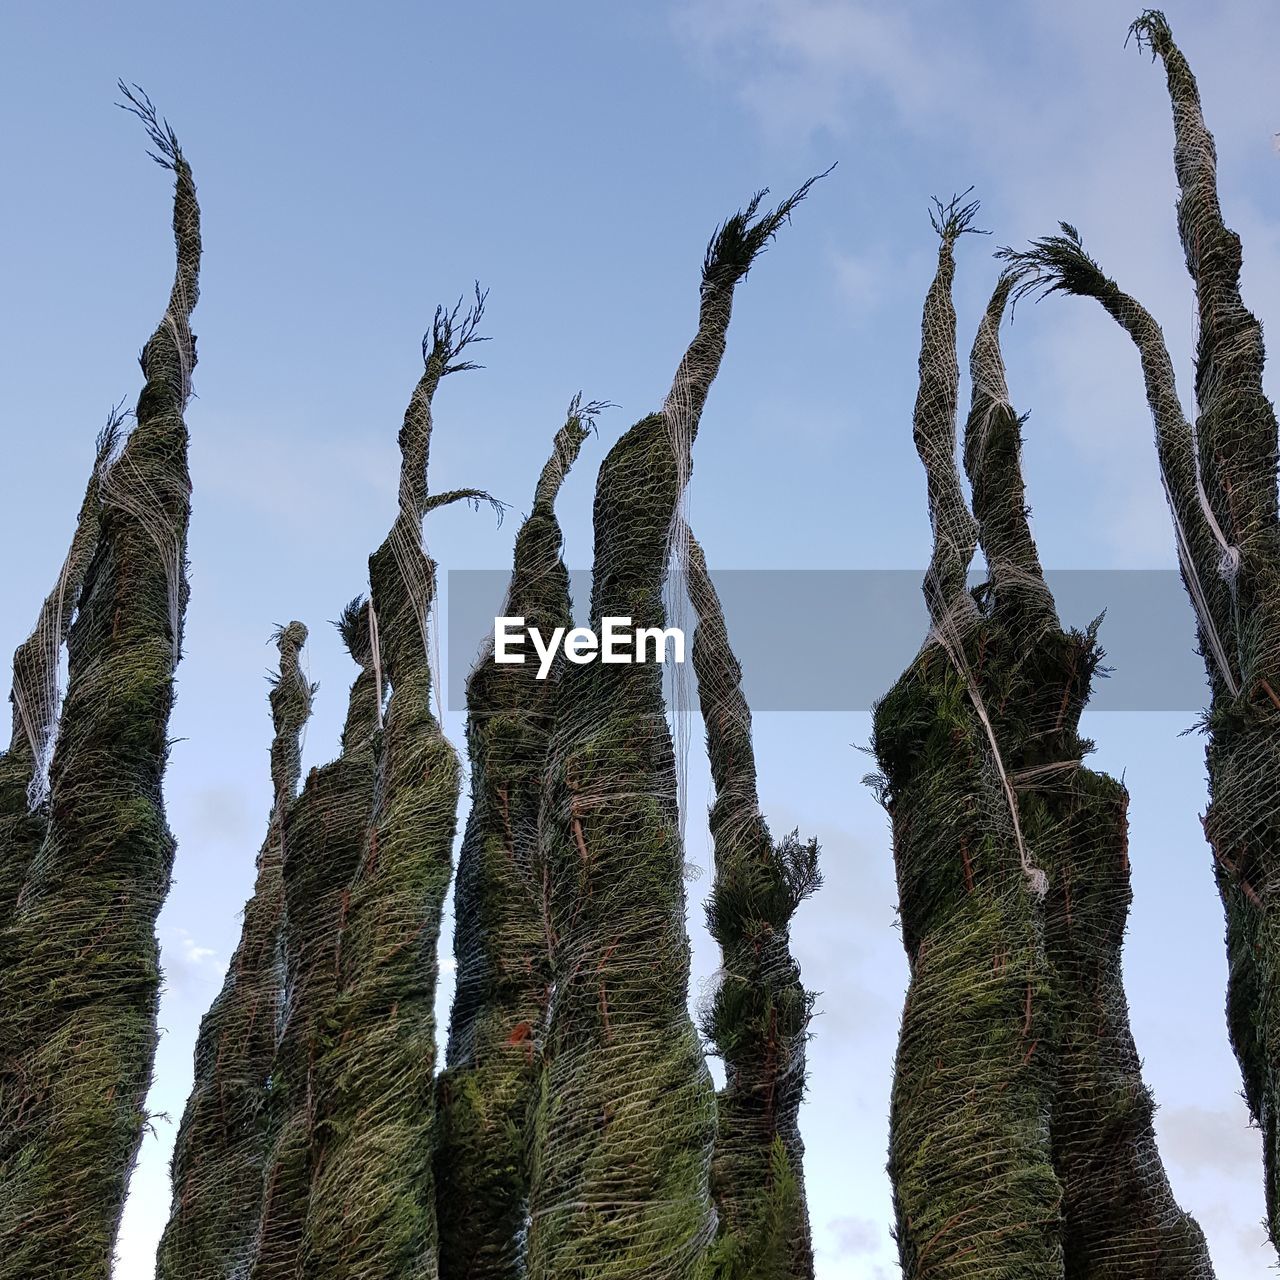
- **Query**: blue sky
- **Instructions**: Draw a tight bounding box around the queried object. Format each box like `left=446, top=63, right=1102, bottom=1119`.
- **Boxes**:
left=1, top=2, right=1277, bottom=1276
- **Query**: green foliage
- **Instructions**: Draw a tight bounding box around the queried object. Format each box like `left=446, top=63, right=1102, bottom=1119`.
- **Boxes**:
left=688, top=536, right=818, bottom=1278
left=155, top=623, right=313, bottom=1279
left=0, top=91, right=200, bottom=1279
left=1006, top=11, right=1280, bottom=1250
left=298, top=299, right=494, bottom=1279
left=435, top=408, right=590, bottom=1279
left=876, top=209, right=1212, bottom=1278
left=527, top=182, right=823, bottom=1279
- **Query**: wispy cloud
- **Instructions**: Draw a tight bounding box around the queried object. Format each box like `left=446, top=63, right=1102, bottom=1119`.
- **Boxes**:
left=827, top=1213, right=885, bottom=1256
left=673, top=0, right=939, bottom=142
left=1158, top=1101, right=1262, bottom=1180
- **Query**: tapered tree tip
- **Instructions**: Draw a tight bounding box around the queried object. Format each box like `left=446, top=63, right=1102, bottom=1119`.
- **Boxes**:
left=334, top=595, right=374, bottom=667
left=685, top=530, right=719, bottom=639
left=564, top=391, right=613, bottom=438
left=686, top=529, right=708, bottom=578
left=554, top=401, right=592, bottom=467
left=702, top=163, right=834, bottom=295
left=1127, top=9, right=1173, bottom=58
left=425, top=282, right=491, bottom=376
left=928, top=188, right=987, bottom=246
left=116, top=80, right=185, bottom=172
left=94, top=402, right=128, bottom=469
left=273, top=620, right=309, bottom=652
left=997, top=223, right=1114, bottom=305
left=530, top=395, right=608, bottom=514
left=979, top=265, right=1020, bottom=325
left=268, top=622, right=315, bottom=703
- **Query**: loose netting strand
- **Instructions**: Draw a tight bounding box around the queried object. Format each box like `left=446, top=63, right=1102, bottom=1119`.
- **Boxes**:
left=435, top=403, right=594, bottom=1280
left=0, top=91, right=201, bottom=1280
left=526, top=180, right=820, bottom=1280
left=155, top=622, right=315, bottom=1280
left=687, top=533, right=820, bottom=1280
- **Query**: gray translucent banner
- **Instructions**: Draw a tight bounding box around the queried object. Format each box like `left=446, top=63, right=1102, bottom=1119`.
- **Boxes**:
left=444, top=569, right=1210, bottom=713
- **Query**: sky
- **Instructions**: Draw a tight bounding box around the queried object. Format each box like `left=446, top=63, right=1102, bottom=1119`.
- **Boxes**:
left=1, top=2, right=1277, bottom=1276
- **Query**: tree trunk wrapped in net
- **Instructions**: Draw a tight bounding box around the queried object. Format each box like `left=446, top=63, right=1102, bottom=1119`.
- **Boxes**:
left=155, top=622, right=314, bottom=1279
left=877, top=201, right=1212, bottom=1277
left=435, top=404, right=593, bottom=1279
left=300, top=296, right=501, bottom=1279
left=526, top=177, right=822, bottom=1280
left=870, top=202, right=1065, bottom=1279
left=0, top=414, right=120, bottom=932
left=244, top=601, right=380, bottom=1279
left=686, top=534, right=820, bottom=1280
left=1003, top=9, right=1280, bottom=1246
left=963, top=275, right=1213, bottom=1279
left=0, top=87, right=200, bottom=1280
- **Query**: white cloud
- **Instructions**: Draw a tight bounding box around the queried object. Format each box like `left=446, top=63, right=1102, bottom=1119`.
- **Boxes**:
left=1158, top=1101, right=1262, bottom=1180
left=673, top=0, right=1280, bottom=571
left=182, top=937, right=216, bottom=966
left=670, top=7, right=1280, bottom=1276
left=827, top=1213, right=885, bottom=1256
left=162, top=927, right=221, bottom=997
left=673, top=0, right=939, bottom=142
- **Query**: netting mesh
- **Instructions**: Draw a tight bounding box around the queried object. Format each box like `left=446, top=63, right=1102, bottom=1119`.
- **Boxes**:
left=871, top=203, right=1212, bottom=1278
left=965, top=270, right=1213, bottom=1280
left=1004, top=9, right=1280, bottom=1251
left=0, top=414, right=121, bottom=940
left=299, top=298, right=500, bottom=1280
left=244, top=604, right=381, bottom=1280
left=232, top=300, right=498, bottom=1280
left=155, top=623, right=314, bottom=1279
left=0, top=86, right=200, bottom=1279
left=525, top=181, right=819, bottom=1280
left=686, top=534, right=819, bottom=1280
left=434, top=406, right=592, bottom=1280
left=871, top=213, right=1064, bottom=1278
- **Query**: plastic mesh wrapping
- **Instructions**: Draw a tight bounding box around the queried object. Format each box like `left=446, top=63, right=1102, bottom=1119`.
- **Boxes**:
left=298, top=299, right=499, bottom=1279
left=872, top=207, right=1211, bottom=1277
left=525, top=182, right=819, bottom=1280
left=244, top=603, right=380, bottom=1279
left=0, top=89, right=200, bottom=1279
left=434, top=408, right=590, bottom=1279
left=871, top=213, right=1064, bottom=1278
left=166, top=303, right=493, bottom=1278
left=965, top=274, right=1213, bottom=1280
left=686, top=535, right=820, bottom=1280
left=0, top=416, right=120, bottom=935
left=1004, top=9, right=1280, bottom=1248
left=154, top=623, right=314, bottom=1279
left=526, top=405, right=717, bottom=1279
